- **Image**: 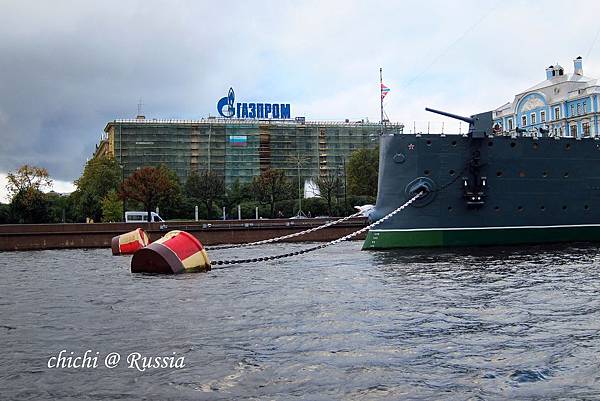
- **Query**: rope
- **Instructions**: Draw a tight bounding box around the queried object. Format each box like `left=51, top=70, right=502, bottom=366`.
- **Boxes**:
left=211, top=192, right=422, bottom=267
left=205, top=211, right=364, bottom=250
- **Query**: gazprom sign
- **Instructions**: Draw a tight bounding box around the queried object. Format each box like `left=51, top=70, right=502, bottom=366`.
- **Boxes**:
left=217, top=87, right=291, bottom=119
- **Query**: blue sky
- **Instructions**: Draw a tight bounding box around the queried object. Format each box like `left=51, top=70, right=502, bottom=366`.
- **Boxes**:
left=1, top=0, right=600, bottom=201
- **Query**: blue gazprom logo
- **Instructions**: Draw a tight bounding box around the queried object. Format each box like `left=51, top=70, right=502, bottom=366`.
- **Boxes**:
left=217, top=87, right=291, bottom=119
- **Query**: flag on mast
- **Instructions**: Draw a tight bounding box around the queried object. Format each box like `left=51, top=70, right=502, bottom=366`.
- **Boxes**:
left=380, top=83, right=390, bottom=100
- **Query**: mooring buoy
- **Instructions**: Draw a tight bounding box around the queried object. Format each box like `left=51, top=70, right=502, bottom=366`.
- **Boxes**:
left=130, top=230, right=210, bottom=274
left=111, top=228, right=150, bottom=255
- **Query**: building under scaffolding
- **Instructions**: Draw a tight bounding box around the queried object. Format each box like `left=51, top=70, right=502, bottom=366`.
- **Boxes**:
left=97, top=117, right=403, bottom=186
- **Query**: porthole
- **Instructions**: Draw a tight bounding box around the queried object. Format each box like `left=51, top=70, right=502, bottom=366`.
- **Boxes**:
left=426, top=140, right=432, bottom=146
left=494, top=206, right=500, bottom=211
left=584, top=205, right=590, bottom=210
left=533, top=143, right=539, bottom=150
left=449, top=169, right=455, bottom=176
left=496, top=171, right=503, bottom=177
left=448, top=206, right=453, bottom=211
left=565, top=144, right=571, bottom=150
left=517, top=206, right=523, bottom=212
left=562, top=205, right=567, bottom=210
left=510, top=142, right=516, bottom=148
left=424, top=169, right=430, bottom=176
left=488, top=141, right=494, bottom=147
left=542, top=171, right=548, bottom=178
left=451, top=140, right=457, bottom=146
left=564, top=172, right=569, bottom=178
left=540, top=206, right=546, bottom=211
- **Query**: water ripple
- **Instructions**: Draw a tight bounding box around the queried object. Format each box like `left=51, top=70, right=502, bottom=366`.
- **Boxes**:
left=3, top=242, right=600, bottom=399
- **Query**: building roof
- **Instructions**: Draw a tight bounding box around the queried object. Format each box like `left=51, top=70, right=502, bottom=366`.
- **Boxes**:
left=492, top=57, right=600, bottom=119
left=518, top=73, right=596, bottom=95
left=104, top=118, right=403, bottom=132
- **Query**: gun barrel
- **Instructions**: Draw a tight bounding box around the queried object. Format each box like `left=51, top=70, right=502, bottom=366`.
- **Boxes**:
left=425, top=107, right=474, bottom=124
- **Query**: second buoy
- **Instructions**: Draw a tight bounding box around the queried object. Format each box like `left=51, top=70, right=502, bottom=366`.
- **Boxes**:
left=111, top=228, right=150, bottom=255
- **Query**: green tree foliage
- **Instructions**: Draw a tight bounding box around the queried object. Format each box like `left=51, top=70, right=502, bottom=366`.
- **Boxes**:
left=225, top=179, right=252, bottom=208
left=9, top=188, right=50, bottom=223
left=5, top=165, right=53, bottom=224
left=73, top=156, right=122, bottom=222
left=347, top=147, right=379, bottom=197
left=101, top=190, right=123, bottom=222
left=46, top=192, right=70, bottom=223
left=315, top=173, right=340, bottom=216
left=251, top=169, right=291, bottom=218
left=155, top=165, right=183, bottom=219
left=185, top=170, right=225, bottom=219
left=0, top=203, right=9, bottom=224
left=120, top=166, right=178, bottom=222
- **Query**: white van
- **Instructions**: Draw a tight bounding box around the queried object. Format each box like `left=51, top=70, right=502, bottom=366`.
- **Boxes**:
left=125, top=211, right=165, bottom=223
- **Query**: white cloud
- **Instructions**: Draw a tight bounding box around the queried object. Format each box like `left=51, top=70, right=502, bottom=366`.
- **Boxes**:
left=1, top=0, right=600, bottom=183
left=0, top=172, right=76, bottom=204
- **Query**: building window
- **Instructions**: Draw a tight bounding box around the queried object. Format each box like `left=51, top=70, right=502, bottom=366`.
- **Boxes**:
left=522, top=115, right=527, bottom=127
left=554, top=107, right=560, bottom=120
left=508, top=118, right=513, bottom=131
left=571, top=104, right=575, bottom=117
left=570, top=124, right=577, bottom=137
left=583, top=101, right=587, bottom=113
left=540, top=111, right=546, bottom=122
left=531, top=113, right=536, bottom=125
left=583, top=122, right=590, bottom=137
left=577, top=104, right=582, bottom=115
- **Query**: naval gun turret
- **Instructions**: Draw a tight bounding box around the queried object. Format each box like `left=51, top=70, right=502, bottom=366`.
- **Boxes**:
left=425, top=107, right=493, bottom=138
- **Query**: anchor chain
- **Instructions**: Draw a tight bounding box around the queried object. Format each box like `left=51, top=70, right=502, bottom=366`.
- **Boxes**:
left=211, top=192, right=423, bottom=267
left=205, top=211, right=364, bottom=250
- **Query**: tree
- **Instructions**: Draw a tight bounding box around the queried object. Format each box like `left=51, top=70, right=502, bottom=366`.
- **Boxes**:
left=9, top=188, right=50, bottom=224
left=46, top=192, right=70, bottom=223
left=315, top=173, right=340, bottom=216
left=185, top=170, right=225, bottom=219
left=120, top=166, right=178, bottom=222
left=251, top=169, right=291, bottom=218
left=101, top=190, right=123, bottom=222
left=0, top=203, right=9, bottom=224
left=5, top=165, right=53, bottom=224
left=155, top=165, right=183, bottom=219
left=73, top=156, right=122, bottom=222
left=225, top=179, right=252, bottom=208
left=347, top=147, right=379, bottom=197
left=6, top=165, right=53, bottom=199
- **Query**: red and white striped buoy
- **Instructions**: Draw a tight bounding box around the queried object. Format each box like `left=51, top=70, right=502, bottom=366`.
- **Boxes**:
left=130, top=230, right=210, bottom=274
left=111, top=228, right=150, bottom=255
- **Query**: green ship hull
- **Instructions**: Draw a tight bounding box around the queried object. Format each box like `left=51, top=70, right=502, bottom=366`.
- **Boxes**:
left=362, top=225, right=600, bottom=249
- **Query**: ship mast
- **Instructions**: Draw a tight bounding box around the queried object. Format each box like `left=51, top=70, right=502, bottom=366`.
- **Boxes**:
left=380, top=67, right=384, bottom=135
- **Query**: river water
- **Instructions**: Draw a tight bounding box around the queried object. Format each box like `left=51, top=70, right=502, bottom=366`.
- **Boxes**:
left=2, top=242, right=600, bottom=399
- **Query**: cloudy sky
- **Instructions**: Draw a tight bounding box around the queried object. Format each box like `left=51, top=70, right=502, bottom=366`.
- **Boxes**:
left=1, top=0, right=600, bottom=202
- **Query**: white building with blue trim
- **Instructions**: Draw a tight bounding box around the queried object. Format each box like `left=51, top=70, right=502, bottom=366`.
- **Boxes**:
left=493, top=57, right=599, bottom=138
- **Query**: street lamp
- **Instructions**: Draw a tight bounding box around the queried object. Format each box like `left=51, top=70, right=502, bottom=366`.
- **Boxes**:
left=289, top=153, right=308, bottom=218
left=338, top=157, right=347, bottom=212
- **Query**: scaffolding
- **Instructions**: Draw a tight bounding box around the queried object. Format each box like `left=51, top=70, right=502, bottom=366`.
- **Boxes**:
left=103, top=118, right=399, bottom=186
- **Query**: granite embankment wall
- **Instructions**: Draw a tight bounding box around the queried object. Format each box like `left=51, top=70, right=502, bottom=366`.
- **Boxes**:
left=0, top=218, right=368, bottom=251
